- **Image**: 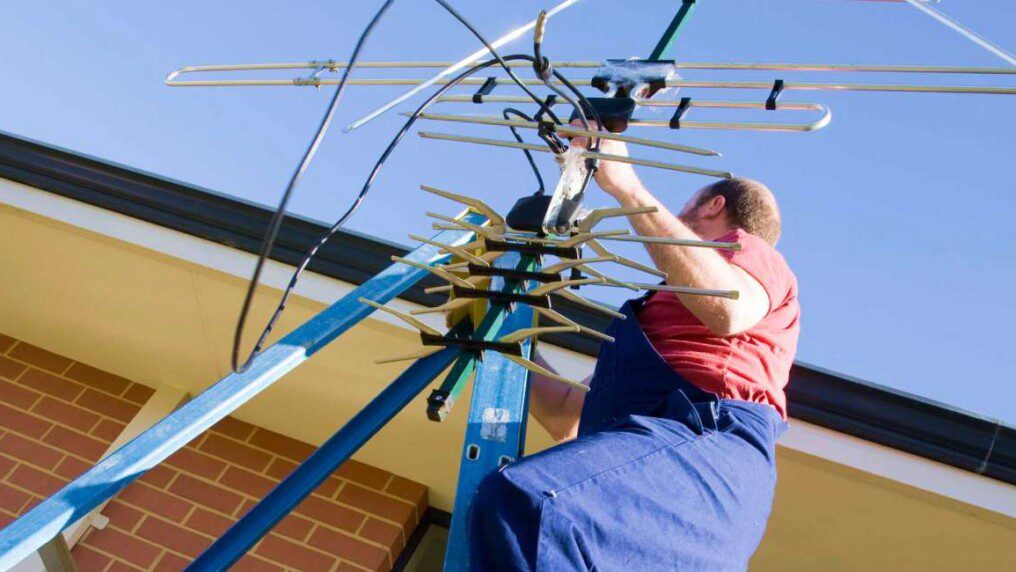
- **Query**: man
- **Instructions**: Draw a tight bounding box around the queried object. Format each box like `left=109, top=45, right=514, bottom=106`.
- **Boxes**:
left=468, top=134, right=800, bottom=571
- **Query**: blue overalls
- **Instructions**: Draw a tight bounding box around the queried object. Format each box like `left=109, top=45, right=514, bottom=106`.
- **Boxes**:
left=468, top=296, right=788, bottom=571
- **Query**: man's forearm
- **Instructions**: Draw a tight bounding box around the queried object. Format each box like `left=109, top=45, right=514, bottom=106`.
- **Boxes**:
left=613, top=182, right=751, bottom=334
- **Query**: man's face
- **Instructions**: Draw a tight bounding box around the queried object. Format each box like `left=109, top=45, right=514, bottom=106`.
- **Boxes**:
left=677, top=188, right=705, bottom=232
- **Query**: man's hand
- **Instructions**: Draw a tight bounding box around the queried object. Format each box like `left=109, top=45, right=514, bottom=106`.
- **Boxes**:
left=569, top=122, right=644, bottom=199
left=568, top=121, right=771, bottom=337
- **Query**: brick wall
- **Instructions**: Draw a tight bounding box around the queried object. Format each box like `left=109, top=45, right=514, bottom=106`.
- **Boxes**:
left=0, top=332, right=429, bottom=572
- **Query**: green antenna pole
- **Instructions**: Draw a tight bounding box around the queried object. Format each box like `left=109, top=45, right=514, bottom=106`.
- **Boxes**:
left=648, top=0, right=699, bottom=60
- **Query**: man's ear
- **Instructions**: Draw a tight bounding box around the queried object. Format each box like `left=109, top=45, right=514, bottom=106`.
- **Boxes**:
left=699, top=194, right=726, bottom=219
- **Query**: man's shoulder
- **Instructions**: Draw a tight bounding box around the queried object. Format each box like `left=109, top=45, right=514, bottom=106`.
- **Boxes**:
left=725, top=229, right=798, bottom=299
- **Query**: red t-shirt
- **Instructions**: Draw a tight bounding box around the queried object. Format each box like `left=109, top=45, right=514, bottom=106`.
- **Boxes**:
left=637, top=229, right=800, bottom=418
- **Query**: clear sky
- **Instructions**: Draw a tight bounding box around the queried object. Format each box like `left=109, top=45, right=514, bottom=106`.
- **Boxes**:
left=1, top=1, right=1013, bottom=422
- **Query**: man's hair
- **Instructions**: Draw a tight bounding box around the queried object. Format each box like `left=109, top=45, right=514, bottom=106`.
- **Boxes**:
left=696, top=177, right=781, bottom=245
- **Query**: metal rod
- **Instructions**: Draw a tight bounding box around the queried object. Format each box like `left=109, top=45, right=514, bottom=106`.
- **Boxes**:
left=444, top=252, right=537, bottom=571
left=600, top=234, right=741, bottom=250
left=439, top=94, right=822, bottom=110
left=421, top=104, right=831, bottom=133
left=633, top=112, right=831, bottom=132
left=0, top=213, right=487, bottom=570
left=189, top=341, right=467, bottom=570
left=343, top=0, right=585, bottom=132
left=595, top=281, right=739, bottom=299
left=165, top=76, right=1016, bottom=94
left=417, top=131, right=734, bottom=178
left=902, top=0, right=1016, bottom=67
left=410, top=112, right=720, bottom=155
left=649, top=0, right=699, bottom=60
left=165, top=60, right=1016, bottom=83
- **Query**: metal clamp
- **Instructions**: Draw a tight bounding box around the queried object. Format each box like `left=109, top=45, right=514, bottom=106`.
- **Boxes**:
left=472, top=77, right=498, bottom=104
left=467, top=263, right=561, bottom=284
left=766, top=79, right=785, bottom=110
left=451, top=285, right=552, bottom=309
left=484, top=238, right=581, bottom=259
left=419, top=332, right=524, bottom=357
left=669, top=97, right=692, bottom=129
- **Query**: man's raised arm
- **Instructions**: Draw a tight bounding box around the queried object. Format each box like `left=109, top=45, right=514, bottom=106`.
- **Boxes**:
left=572, top=133, right=771, bottom=336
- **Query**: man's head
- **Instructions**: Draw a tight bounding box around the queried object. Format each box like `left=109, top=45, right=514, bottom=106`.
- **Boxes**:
left=677, top=177, right=782, bottom=245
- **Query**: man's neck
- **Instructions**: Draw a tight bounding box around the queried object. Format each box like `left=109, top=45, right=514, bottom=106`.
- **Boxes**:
left=696, top=225, right=738, bottom=242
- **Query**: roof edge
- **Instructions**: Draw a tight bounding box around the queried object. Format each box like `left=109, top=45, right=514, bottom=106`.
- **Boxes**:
left=0, top=129, right=1010, bottom=486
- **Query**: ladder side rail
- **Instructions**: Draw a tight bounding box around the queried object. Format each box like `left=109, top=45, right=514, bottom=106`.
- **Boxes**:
left=443, top=252, right=539, bottom=571
left=0, top=213, right=486, bottom=570
left=189, top=333, right=470, bottom=569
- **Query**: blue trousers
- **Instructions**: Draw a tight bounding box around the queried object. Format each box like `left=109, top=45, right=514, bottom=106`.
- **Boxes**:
left=468, top=298, right=787, bottom=571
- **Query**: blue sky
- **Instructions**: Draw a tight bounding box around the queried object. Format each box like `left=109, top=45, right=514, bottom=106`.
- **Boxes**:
left=1, top=1, right=1013, bottom=422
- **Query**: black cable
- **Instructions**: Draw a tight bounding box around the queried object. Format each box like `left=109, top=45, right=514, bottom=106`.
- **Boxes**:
left=502, top=108, right=545, bottom=194
left=238, top=55, right=543, bottom=368
left=433, top=0, right=601, bottom=199
left=433, top=0, right=563, bottom=125
left=231, top=0, right=396, bottom=373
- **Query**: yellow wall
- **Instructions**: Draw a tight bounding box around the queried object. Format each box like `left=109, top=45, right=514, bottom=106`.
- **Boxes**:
left=2, top=188, right=1014, bottom=569
left=755, top=449, right=1015, bottom=571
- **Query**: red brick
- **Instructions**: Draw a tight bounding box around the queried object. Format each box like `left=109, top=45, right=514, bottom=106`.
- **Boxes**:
left=0, top=333, right=15, bottom=354
left=0, top=432, right=64, bottom=469
left=248, top=429, right=315, bottom=462
left=0, top=482, right=31, bottom=513
left=54, top=455, right=92, bottom=479
left=256, top=534, right=336, bottom=571
left=308, top=527, right=389, bottom=572
left=265, top=457, right=296, bottom=480
left=63, top=363, right=132, bottom=396
left=273, top=513, right=314, bottom=542
left=0, top=454, right=15, bottom=478
left=107, top=560, right=145, bottom=572
left=361, top=517, right=404, bottom=552
left=386, top=476, right=428, bottom=517
left=139, top=464, right=177, bottom=488
left=338, top=484, right=415, bottom=531
left=93, top=418, right=126, bottom=441
left=43, top=425, right=108, bottom=461
left=199, top=434, right=271, bottom=472
left=212, top=416, right=256, bottom=441
left=123, top=383, right=155, bottom=405
left=22, top=495, right=43, bottom=512
left=0, top=359, right=28, bottom=382
left=165, top=447, right=227, bottom=480
left=75, top=389, right=140, bottom=423
left=232, top=554, right=286, bottom=572
left=185, top=507, right=234, bottom=537
left=82, top=526, right=162, bottom=568
left=102, top=499, right=145, bottom=531
left=0, top=512, right=13, bottom=528
left=8, top=343, right=72, bottom=374
left=18, top=368, right=83, bottom=402
left=337, top=562, right=367, bottom=572
left=169, top=474, right=244, bottom=515
left=316, top=476, right=342, bottom=498
left=137, top=516, right=211, bottom=558
left=7, top=465, right=66, bottom=497
left=237, top=497, right=256, bottom=516
left=153, top=551, right=190, bottom=571
left=337, top=459, right=391, bottom=491
left=71, top=543, right=114, bottom=571
left=0, top=377, right=34, bottom=406
left=295, top=494, right=364, bottom=533
left=119, top=481, right=194, bottom=523
left=32, top=396, right=100, bottom=432
left=0, top=403, right=51, bottom=438
left=219, top=466, right=277, bottom=498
